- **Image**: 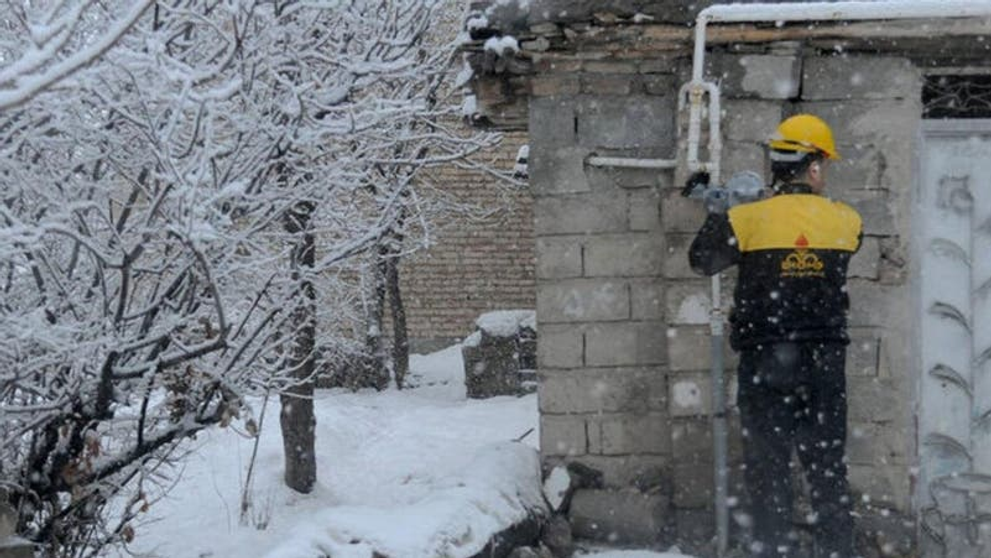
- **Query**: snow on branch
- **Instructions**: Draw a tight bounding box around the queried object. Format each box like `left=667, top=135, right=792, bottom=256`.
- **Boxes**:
left=0, top=0, right=155, bottom=110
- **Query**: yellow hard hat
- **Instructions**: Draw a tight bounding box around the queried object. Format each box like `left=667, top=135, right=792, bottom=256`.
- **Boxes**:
left=768, top=114, right=840, bottom=160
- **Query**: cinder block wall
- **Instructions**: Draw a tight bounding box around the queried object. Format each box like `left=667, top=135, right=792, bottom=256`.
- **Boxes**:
left=531, top=54, right=685, bottom=533
left=531, top=43, right=919, bottom=549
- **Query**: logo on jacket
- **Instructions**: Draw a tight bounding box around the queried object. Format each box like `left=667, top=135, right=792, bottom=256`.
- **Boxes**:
left=781, top=234, right=825, bottom=278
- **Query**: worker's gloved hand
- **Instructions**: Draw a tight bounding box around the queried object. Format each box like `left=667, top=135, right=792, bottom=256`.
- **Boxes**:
left=681, top=171, right=710, bottom=198
left=702, top=187, right=730, bottom=214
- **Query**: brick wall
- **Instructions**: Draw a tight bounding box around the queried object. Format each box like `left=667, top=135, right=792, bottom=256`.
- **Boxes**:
left=399, top=131, right=535, bottom=348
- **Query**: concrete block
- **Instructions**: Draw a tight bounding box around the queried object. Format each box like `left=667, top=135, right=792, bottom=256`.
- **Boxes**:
left=537, top=237, right=583, bottom=279
left=584, top=234, right=665, bottom=277
left=628, top=188, right=663, bottom=232
left=529, top=97, right=576, bottom=150
left=802, top=56, right=920, bottom=101
left=708, top=54, right=801, bottom=99
left=539, top=367, right=667, bottom=414
left=581, top=74, right=635, bottom=96
left=534, top=192, right=627, bottom=235
left=569, top=489, right=671, bottom=544
left=827, top=143, right=883, bottom=190
left=529, top=146, right=591, bottom=195
left=531, top=74, right=581, bottom=97
left=798, top=99, right=921, bottom=146
left=549, top=455, right=672, bottom=491
left=587, top=416, right=603, bottom=454
left=586, top=165, right=661, bottom=191
left=661, top=188, right=707, bottom=234
left=576, top=96, right=676, bottom=151
left=844, top=190, right=897, bottom=237
left=721, top=140, right=766, bottom=179
left=671, top=417, right=714, bottom=464
left=846, top=328, right=882, bottom=377
left=674, top=508, right=716, bottom=556
left=463, top=330, right=523, bottom=399
left=667, top=325, right=738, bottom=372
left=590, top=412, right=670, bottom=455
left=847, top=421, right=913, bottom=466
left=878, top=138, right=916, bottom=195
left=847, top=281, right=905, bottom=329
left=848, top=464, right=913, bottom=512
left=849, top=236, right=881, bottom=280
left=541, top=414, right=588, bottom=457
left=662, top=234, right=700, bottom=279
left=722, top=100, right=783, bottom=142
left=630, top=279, right=664, bottom=320
left=537, top=279, right=629, bottom=323
left=673, top=461, right=714, bottom=508
left=669, top=371, right=711, bottom=417
left=537, top=323, right=583, bottom=369
left=873, top=332, right=899, bottom=379
left=665, top=281, right=712, bottom=326
left=847, top=377, right=903, bottom=424
left=585, top=321, right=667, bottom=367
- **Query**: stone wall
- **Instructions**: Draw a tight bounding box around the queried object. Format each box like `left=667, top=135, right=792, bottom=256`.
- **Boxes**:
left=495, top=22, right=921, bottom=555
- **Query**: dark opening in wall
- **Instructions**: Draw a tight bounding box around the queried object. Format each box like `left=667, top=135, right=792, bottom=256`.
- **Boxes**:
left=924, top=74, right=991, bottom=119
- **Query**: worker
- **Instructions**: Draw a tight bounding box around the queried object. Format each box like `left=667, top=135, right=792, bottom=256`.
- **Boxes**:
left=686, top=114, right=862, bottom=558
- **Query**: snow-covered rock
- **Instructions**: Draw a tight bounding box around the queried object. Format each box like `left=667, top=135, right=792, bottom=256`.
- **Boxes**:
left=543, top=466, right=571, bottom=512
left=476, top=309, right=535, bottom=338
left=484, top=35, right=520, bottom=56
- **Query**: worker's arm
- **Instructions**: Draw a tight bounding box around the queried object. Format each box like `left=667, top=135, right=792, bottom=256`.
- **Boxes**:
left=689, top=212, right=742, bottom=276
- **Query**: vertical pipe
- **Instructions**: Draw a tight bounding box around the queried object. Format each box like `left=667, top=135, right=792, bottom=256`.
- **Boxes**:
left=711, top=283, right=728, bottom=557
left=686, top=85, right=706, bottom=172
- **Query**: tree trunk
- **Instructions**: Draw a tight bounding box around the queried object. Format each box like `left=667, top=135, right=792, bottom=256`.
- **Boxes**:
left=386, top=256, right=409, bottom=389
left=359, top=252, right=390, bottom=390
left=280, top=202, right=316, bottom=494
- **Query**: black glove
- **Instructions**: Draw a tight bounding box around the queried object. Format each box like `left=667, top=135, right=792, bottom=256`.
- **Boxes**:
left=703, top=187, right=730, bottom=213
left=681, top=171, right=710, bottom=198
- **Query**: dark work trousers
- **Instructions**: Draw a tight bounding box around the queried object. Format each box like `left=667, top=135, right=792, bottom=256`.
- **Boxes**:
left=737, top=341, right=854, bottom=558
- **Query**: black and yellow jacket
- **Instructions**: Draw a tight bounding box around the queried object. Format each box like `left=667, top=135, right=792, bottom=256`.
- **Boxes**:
left=688, top=184, right=863, bottom=350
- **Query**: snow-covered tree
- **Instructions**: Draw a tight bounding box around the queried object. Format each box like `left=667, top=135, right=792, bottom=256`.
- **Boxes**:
left=0, top=0, right=500, bottom=554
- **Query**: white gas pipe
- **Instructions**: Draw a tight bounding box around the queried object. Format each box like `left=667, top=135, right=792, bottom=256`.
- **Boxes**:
left=685, top=3, right=991, bottom=557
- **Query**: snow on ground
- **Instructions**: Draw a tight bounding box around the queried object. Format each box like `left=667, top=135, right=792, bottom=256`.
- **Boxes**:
left=114, top=345, right=542, bottom=558
left=580, top=551, right=692, bottom=558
